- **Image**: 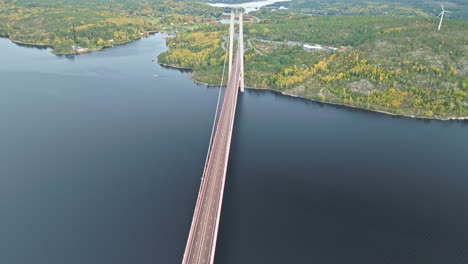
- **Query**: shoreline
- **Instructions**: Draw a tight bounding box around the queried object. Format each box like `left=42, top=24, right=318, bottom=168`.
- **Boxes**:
left=159, top=63, right=194, bottom=71
left=59, top=30, right=162, bottom=55
left=161, top=62, right=468, bottom=121
left=5, top=32, right=466, bottom=121
left=5, top=30, right=162, bottom=55
left=91, top=30, right=161, bottom=55
left=9, top=39, right=53, bottom=48
left=258, top=87, right=468, bottom=121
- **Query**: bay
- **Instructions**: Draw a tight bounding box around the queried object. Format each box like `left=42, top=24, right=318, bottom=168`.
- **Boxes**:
left=1, top=34, right=467, bottom=264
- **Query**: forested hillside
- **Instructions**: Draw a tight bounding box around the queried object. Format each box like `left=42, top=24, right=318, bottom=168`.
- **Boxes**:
left=286, top=0, right=468, bottom=20
left=0, top=0, right=221, bottom=53
left=2, top=0, right=468, bottom=119
left=159, top=12, right=468, bottom=119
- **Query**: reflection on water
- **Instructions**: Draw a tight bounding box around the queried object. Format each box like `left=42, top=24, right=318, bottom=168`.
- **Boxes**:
left=160, top=64, right=193, bottom=74
left=12, top=42, right=52, bottom=50
left=2, top=37, right=53, bottom=51
left=54, top=53, right=76, bottom=61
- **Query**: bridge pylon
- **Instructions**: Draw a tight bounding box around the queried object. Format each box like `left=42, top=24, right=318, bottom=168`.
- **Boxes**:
left=239, top=12, right=244, bottom=93
left=227, top=10, right=245, bottom=93
left=228, top=11, right=235, bottom=76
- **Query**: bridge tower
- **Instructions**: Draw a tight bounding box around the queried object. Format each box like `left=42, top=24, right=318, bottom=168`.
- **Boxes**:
left=228, top=11, right=235, bottom=76
left=227, top=10, right=245, bottom=93
left=239, top=12, right=245, bottom=93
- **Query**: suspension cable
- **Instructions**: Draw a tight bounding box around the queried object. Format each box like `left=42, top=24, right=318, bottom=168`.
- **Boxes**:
left=201, top=33, right=230, bottom=180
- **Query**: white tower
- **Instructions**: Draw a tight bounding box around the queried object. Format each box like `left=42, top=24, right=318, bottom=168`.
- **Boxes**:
left=239, top=12, right=245, bottom=93
left=437, top=4, right=452, bottom=31
left=228, top=11, right=235, bottom=76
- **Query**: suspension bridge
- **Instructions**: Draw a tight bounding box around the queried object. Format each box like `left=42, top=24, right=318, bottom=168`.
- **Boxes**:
left=182, top=11, right=245, bottom=264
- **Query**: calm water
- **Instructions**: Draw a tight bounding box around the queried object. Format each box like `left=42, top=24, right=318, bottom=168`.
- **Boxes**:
left=208, top=0, right=290, bottom=13
left=1, top=34, right=467, bottom=264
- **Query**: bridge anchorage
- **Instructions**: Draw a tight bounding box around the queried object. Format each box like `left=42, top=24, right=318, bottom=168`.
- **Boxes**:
left=182, top=11, right=245, bottom=264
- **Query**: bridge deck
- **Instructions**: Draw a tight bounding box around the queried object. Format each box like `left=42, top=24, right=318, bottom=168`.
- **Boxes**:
left=182, top=49, right=242, bottom=264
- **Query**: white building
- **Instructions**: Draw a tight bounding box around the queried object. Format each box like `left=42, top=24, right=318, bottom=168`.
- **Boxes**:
left=303, top=44, right=338, bottom=52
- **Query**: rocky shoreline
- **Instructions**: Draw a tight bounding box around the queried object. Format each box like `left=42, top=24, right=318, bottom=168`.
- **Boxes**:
left=9, top=39, right=53, bottom=48
left=276, top=89, right=468, bottom=121
left=159, top=63, right=194, bottom=71
left=160, top=62, right=468, bottom=121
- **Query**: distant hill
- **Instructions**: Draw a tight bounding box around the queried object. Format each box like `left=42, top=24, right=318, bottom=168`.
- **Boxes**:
left=202, top=0, right=468, bottom=20
left=288, top=0, right=468, bottom=20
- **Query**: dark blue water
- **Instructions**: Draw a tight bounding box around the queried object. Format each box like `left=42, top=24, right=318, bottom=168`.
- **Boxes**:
left=1, top=34, right=467, bottom=264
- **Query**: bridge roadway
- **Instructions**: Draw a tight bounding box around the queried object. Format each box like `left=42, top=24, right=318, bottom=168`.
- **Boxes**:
left=182, top=49, right=242, bottom=264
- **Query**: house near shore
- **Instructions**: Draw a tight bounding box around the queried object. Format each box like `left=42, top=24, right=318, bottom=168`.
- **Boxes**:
left=72, top=45, right=88, bottom=53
